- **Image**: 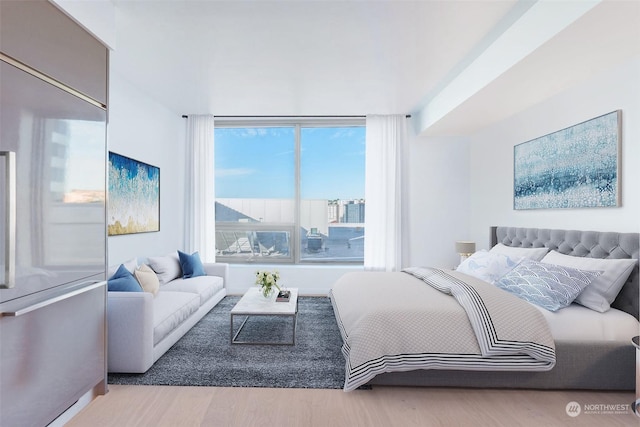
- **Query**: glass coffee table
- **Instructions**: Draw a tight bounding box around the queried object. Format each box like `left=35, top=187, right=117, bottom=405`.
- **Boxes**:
left=230, top=287, right=298, bottom=345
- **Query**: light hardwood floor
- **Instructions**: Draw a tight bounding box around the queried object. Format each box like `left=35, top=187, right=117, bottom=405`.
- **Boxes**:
left=67, top=385, right=637, bottom=426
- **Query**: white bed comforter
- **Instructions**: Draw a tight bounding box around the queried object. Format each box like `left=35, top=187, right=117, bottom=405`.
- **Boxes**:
left=330, top=268, right=556, bottom=391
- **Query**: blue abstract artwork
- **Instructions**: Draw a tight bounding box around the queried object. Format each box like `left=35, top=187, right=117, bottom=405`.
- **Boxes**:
left=108, top=152, right=160, bottom=235
left=514, top=111, right=620, bottom=210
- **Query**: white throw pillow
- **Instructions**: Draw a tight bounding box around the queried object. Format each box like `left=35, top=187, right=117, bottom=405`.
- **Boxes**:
left=490, top=243, right=549, bottom=261
left=540, top=251, right=637, bottom=312
left=456, top=250, right=522, bottom=284
left=147, top=253, right=182, bottom=285
left=134, top=264, right=160, bottom=296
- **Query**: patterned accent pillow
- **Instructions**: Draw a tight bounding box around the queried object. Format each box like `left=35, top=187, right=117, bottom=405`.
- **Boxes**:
left=495, top=259, right=602, bottom=311
left=456, top=250, right=522, bottom=284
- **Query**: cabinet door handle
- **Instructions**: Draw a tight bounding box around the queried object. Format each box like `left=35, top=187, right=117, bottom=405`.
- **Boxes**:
left=0, top=151, right=16, bottom=289
left=1, top=281, right=104, bottom=316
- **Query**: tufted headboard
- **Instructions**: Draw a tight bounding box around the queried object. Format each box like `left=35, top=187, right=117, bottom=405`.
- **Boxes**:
left=491, top=226, right=639, bottom=320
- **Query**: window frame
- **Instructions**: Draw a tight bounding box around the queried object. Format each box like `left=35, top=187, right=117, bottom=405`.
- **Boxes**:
left=214, top=117, right=365, bottom=265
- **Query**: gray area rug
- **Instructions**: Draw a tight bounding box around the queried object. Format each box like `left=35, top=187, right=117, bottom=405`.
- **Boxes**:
left=108, top=296, right=346, bottom=389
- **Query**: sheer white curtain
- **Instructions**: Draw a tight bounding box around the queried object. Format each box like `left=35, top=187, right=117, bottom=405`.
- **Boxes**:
left=364, top=114, right=407, bottom=271
left=184, top=115, right=216, bottom=262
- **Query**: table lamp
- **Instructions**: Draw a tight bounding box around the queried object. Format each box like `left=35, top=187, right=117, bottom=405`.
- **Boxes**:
left=455, top=241, right=476, bottom=264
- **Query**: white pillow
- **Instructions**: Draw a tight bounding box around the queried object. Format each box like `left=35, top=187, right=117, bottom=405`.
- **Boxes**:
left=147, top=253, right=182, bottom=285
left=490, top=243, right=549, bottom=261
left=456, top=250, right=522, bottom=284
left=540, top=251, right=637, bottom=312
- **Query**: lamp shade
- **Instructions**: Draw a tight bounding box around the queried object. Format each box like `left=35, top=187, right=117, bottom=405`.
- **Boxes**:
left=455, top=241, right=476, bottom=256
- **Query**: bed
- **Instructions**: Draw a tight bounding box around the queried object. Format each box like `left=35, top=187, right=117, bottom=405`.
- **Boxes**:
left=329, top=226, right=639, bottom=391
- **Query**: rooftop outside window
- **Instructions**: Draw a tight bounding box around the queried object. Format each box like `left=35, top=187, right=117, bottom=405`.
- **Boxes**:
left=214, top=121, right=365, bottom=264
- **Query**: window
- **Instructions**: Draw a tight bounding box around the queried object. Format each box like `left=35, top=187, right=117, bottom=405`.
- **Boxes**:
left=214, top=120, right=365, bottom=264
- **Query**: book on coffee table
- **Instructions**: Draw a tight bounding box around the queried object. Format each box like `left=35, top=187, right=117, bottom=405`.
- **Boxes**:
left=276, top=290, right=291, bottom=302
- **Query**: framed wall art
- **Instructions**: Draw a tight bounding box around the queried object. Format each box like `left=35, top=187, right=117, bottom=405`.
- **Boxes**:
left=108, top=152, right=160, bottom=235
left=514, top=110, right=621, bottom=210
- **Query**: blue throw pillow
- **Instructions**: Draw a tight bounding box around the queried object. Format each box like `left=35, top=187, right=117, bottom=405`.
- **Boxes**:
left=495, top=259, right=601, bottom=311
left=108, top=264, right=143, bottom=292
left=178, top=250, right=206, bottom=279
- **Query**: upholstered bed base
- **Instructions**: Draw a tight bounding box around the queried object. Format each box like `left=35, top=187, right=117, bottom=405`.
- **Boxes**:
left=368, top=226, right=639, bottom=391
left=369, top=341, right=634, bottom=390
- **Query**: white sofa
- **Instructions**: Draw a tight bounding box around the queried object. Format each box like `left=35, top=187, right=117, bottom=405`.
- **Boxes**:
left=107, top=256, right=228, bottom=373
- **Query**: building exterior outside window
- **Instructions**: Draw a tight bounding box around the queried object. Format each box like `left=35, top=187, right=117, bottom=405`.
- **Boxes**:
left=214, top=120, right=365, bottom=264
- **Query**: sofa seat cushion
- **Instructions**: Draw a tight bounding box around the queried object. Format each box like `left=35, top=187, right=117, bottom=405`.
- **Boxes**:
left=162, top=275, right=224, bottom=305
left=153, top=291, right=200, bottom=346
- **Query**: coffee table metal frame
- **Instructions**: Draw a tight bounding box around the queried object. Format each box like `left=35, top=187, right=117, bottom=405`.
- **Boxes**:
left=230, top=287, right=298, bottom=345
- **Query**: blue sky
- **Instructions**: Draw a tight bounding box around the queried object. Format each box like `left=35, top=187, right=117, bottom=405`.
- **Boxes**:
left=214, top=126, right=365, bottom=200
left=65, top=120, right=106, bottom=192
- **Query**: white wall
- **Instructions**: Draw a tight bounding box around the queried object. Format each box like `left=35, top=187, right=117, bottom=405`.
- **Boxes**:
left=51, top=0, right=116, bottom=49
left=106, top=61, right=360, bottom=293
left=105, top=25, right=639, bottom=296
left=467, top=58, right=640, bottom=249
left=107, top=62, right=186, bottom=266
left=227, top=264, right=361, bottom=296
left=406, top=128, right=472, bottom=270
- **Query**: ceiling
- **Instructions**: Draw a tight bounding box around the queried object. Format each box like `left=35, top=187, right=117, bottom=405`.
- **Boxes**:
left=111, top=0, right=640, bottom=136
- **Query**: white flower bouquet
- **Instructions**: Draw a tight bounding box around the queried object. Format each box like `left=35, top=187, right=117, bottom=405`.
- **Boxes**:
left=255, top=270, right=281, bottom=297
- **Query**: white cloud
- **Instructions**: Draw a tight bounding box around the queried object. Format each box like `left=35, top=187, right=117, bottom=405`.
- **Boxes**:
left=243, top=128, right=268, bottom=137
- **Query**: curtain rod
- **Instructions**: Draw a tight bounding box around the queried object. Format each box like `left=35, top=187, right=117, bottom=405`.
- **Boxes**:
left=181, top=114, right=411, bottom=119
